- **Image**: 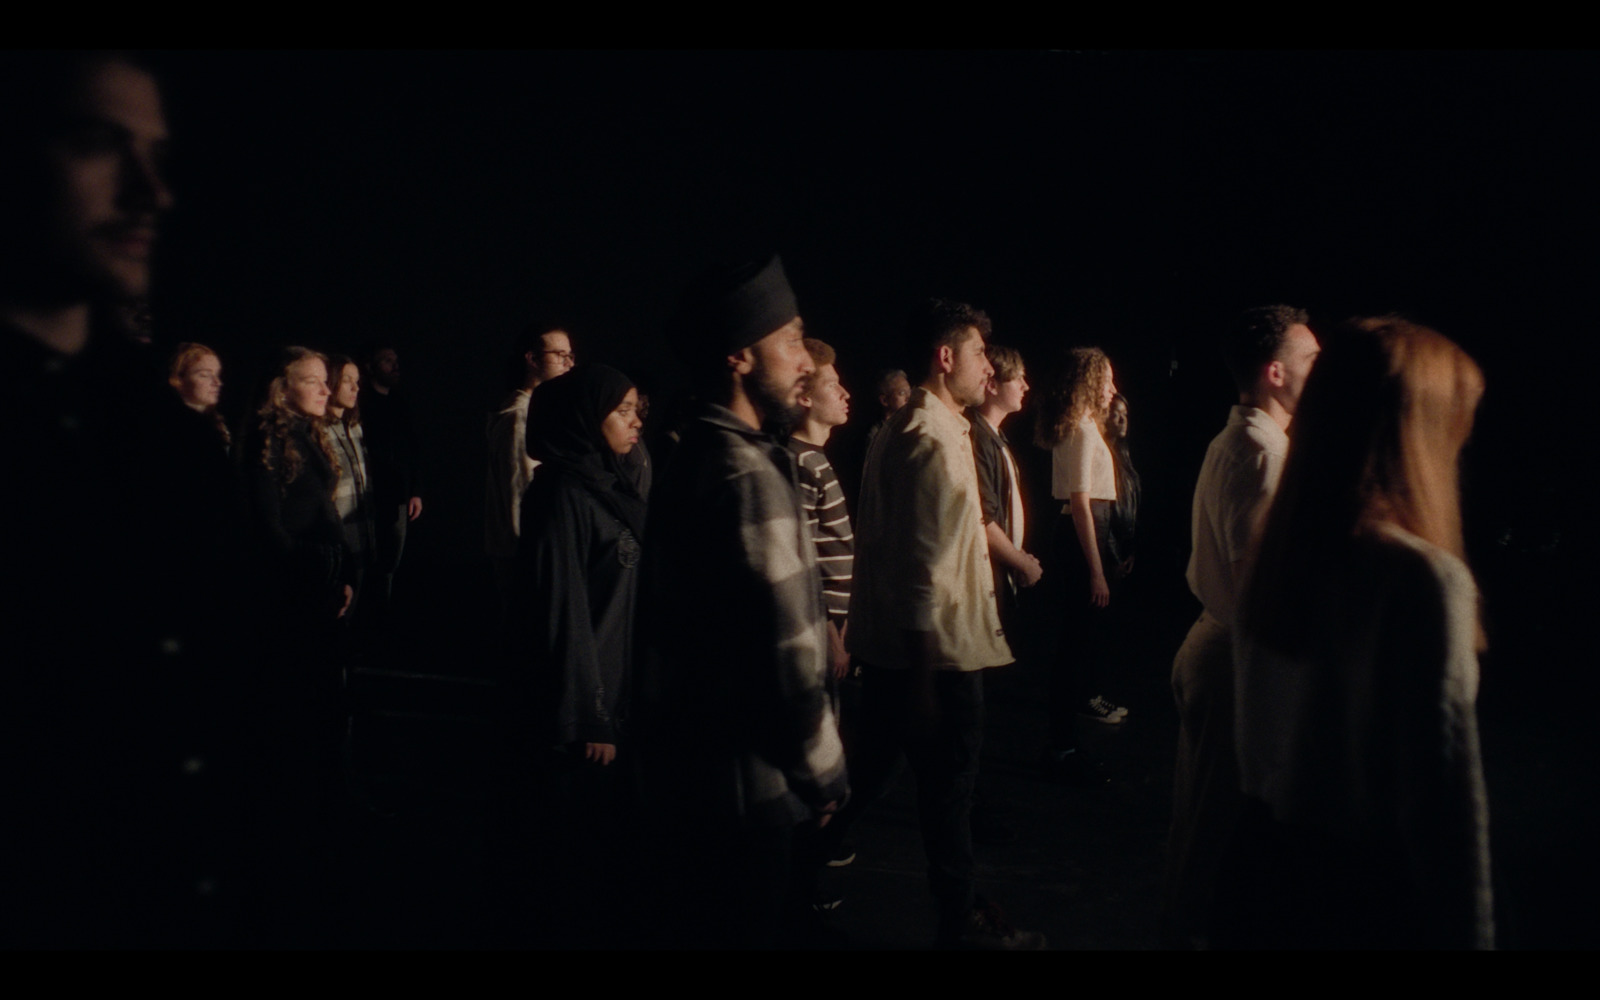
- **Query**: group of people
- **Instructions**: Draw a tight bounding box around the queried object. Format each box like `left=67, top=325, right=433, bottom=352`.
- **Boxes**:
left=2, top=51, right=1494, bottom=950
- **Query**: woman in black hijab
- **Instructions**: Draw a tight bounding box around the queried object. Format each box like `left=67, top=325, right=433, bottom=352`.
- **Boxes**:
left=500, top=364, right=647, bottom=946
left=514, top=363, right=648, bottom=761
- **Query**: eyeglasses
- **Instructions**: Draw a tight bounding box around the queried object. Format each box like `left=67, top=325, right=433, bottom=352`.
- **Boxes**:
left=543, top=349, right=576, bottom=364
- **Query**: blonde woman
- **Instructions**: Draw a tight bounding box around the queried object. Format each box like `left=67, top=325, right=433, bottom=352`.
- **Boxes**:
left=1033, top=347, right=1126, bottom=775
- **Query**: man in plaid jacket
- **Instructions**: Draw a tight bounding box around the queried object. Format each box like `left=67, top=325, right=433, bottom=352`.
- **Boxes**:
left=636, top=254, right=849, bottom=948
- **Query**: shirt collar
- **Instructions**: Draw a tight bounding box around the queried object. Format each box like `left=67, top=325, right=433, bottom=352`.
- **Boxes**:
left=910, top=387, right=970, bottom=437
left=1228, top=404, right=1289, bottom=447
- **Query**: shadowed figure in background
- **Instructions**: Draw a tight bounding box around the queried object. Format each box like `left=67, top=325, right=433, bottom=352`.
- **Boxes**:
left=485, top=321, right=575, bottom=612
left=0, top=52, right=253, bottom=947
left=360, top=341, right=424, bottom=655
left=1220, top=317, right=1493, bottom=949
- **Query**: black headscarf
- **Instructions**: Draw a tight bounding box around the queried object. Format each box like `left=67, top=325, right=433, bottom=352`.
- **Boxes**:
left=525, top=364, right=648, bottom=538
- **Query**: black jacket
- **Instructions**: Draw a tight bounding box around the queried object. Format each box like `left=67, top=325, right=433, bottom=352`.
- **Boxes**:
left=245, top=417, right=346, bottom=619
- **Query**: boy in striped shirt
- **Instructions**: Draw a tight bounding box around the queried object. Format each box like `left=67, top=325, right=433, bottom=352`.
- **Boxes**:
left=787, top=338, right=855, bottom=686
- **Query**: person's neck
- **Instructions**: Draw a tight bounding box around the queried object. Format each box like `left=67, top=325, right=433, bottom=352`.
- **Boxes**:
left=791, top=415, right=834, bottom=448
left=184, top=400, right=207, bottom=413
left=1, top=302, right=92, bottom=356
left=371, top=382, right=392, bottom=396
left=920, top=377, right=960, bottom=416
left=974, top=401, right=1010, bottom=431
left=725, top=388, right=763, bottom=431
left=328, top=405, right=346, bottom=420
left=1240, top=390, right=1291, bottom=432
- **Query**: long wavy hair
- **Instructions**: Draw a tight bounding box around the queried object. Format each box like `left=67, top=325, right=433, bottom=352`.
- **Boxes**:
left=1033, top=346, right=1112, bottom=449
left=167, top=341, right=230, bottom=445
left=256, top=346, right=339, bottom=488
left=1240, top=316, right=1486, bottom=653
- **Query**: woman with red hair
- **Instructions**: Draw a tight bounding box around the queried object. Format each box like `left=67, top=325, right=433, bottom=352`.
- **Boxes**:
left=1227, top=317, right=1493, bottom=949
left=167, top=342, right=230, bottom=448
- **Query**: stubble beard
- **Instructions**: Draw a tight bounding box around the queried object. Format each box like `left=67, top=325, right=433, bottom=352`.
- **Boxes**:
left=748, top=356, right=805, bottom=428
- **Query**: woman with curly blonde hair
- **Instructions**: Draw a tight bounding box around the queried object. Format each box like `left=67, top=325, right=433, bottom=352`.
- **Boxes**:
left=246, top=346, right=350, bottom=623
left=240, top=346, right=353, bottom=942
left=1034, top=346, right=1125, bottom=775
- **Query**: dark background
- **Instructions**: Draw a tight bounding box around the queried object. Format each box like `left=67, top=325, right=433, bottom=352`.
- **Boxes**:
left=143, top=50, right=1596, bottom=946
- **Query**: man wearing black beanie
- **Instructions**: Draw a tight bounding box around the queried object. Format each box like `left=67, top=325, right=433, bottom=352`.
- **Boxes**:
left=635, top=255, right=850, bottom=948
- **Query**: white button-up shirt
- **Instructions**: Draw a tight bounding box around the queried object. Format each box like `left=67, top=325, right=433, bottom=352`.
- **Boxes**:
left=1186, top=405, right=1289, bottom=628
left=849, top=388, right=1013, bottom=671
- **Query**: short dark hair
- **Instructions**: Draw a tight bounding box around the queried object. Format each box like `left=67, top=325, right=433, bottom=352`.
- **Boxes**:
left=904, top=299, right=992, bottom=380
left=1221, top=304, right=1311, bottom=395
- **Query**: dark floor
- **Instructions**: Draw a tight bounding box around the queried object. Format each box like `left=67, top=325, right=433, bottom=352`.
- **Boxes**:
left=321, top=550, right=1598, bottom=951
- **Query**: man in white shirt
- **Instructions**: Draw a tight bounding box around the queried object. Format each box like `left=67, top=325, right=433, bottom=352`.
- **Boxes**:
left=485, top=322, right=575, bottom=600
left=850, top=299, right=1043, bottom=950
left=1162, top=304, right=1320, bottom=948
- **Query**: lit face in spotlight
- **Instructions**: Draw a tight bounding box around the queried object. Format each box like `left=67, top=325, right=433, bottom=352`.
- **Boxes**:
left=602, top=387, right=643, bottom=456
left=1107, top=396, right=1128, bottom=441
left=286, top=358, right=330, bottom=418
left=174, top=353, right=222, bottom=410
left=802, top=363, right=850, bottom=429
left=333, top=362, right=360, bottom=412
left=537, top=330, right=575, bottom=382
left=946, top=327, right=993, bottom=409
left=744, top=317, right=814, bottom=426
left=1276, top=323, right=1321, bottom=415
left=990, top=368, right=1028, bottom=417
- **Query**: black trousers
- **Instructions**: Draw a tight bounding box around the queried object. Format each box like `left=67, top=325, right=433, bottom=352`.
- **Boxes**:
left=856, top=664, right=985, bottom=934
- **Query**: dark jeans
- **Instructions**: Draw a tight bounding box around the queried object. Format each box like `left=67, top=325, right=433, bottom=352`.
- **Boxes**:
left=857, top=664, right=985, bottom=933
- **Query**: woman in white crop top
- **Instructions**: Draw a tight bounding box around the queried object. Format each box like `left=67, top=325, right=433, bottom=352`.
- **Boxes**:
left=1034, top=347, right=1128, bottom=761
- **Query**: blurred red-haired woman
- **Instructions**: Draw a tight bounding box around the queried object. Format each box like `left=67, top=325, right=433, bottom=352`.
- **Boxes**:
left=1226, top=317, right=1492, bottom=949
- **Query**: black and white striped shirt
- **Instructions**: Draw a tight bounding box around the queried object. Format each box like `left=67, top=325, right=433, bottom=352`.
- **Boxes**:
left=788, top=440, right=854, bottom=629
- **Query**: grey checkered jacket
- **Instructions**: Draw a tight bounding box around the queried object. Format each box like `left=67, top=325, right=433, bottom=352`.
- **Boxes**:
left=636, top=403, right=849, bottom=829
